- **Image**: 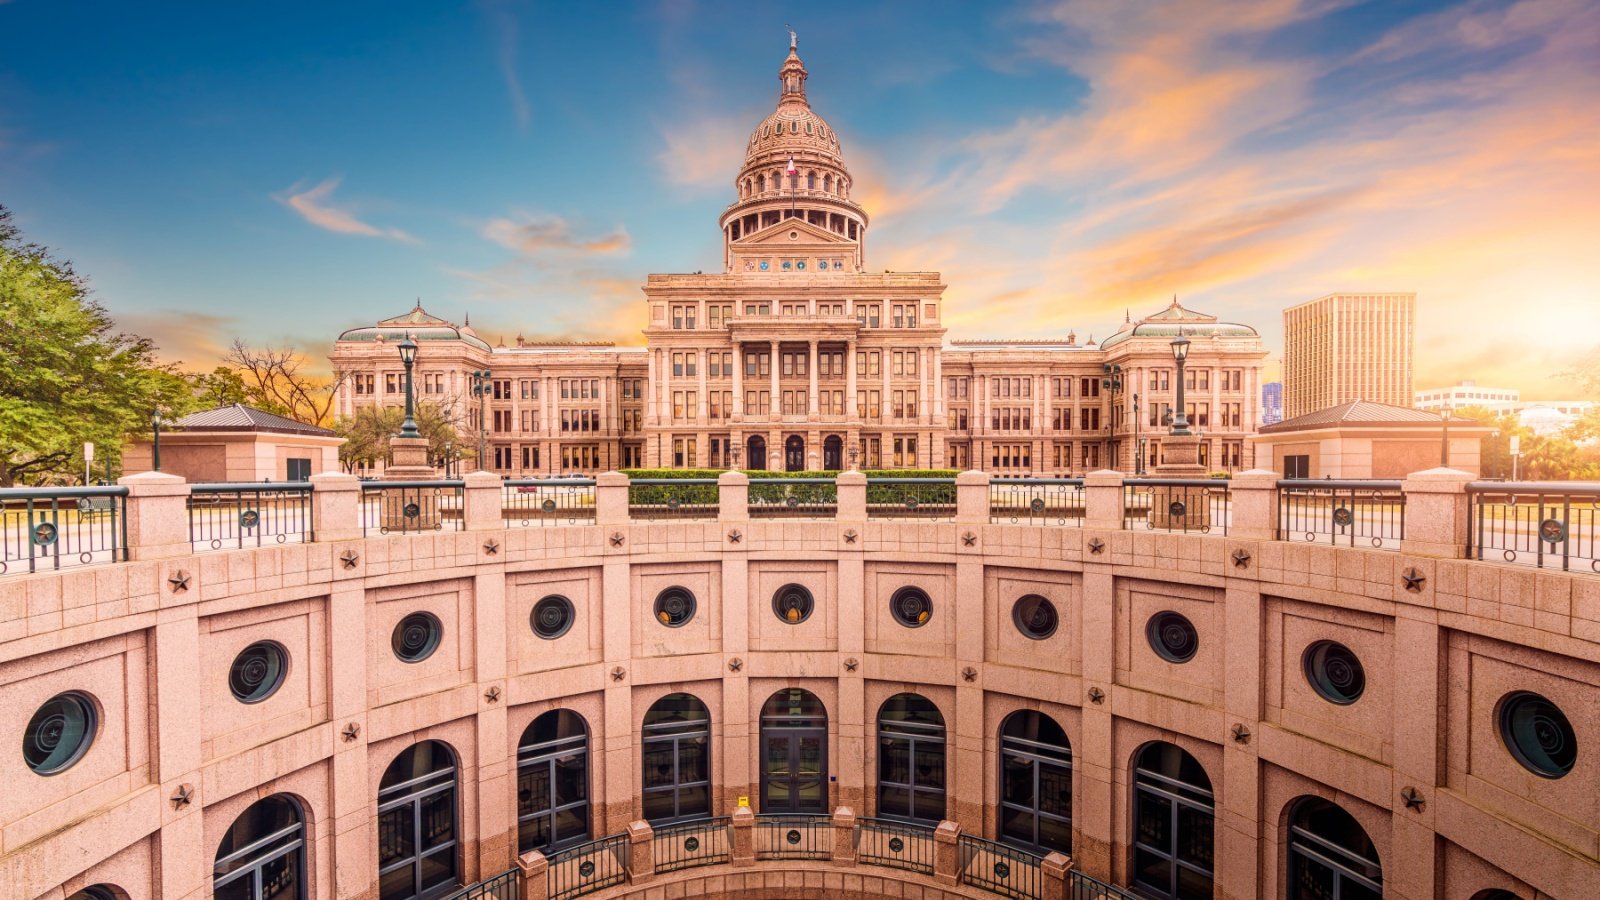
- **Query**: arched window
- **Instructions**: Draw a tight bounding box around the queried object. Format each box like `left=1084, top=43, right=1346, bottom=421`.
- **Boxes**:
left=824, top=174, right=833, bottom=193
left=760, top=689, right=828, bottom=813
left=757, top=174, right=766, bottom=192
left=642, top=693, right=711, bottom=823
left=1288, top=797, right=1381, bottom=899
left=517, top=710, right=591, bottom=854
left=789, top=171, right=799, bottom=190
left=999, top=711, right=1072, bottom=854
left=213, top=794, right=305, bottom=900
left=67, top=889, right=121, bottom=900
left=378, top=741, right=458, bottom=900
left=807, top=171, right=816, bottom=190
left=1132, top=743, right=1213, bottom=900
left=877, top=693, right=945, bottom=824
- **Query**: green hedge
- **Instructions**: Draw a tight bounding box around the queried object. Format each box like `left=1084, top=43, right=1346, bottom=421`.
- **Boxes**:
left=620, top=469, right=960, bottom=506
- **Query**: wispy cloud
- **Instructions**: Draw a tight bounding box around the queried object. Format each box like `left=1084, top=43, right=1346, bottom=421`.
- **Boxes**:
left=114, top=308, right=237, bottom=368
left=275, top=178, right=419, bottom=243
left=482, top=213, right=631, bottom=256
left=481, top=0, right=532, bottom=131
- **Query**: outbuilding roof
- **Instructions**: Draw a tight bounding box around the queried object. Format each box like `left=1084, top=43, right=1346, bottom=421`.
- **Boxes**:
left=169, top=404, right=336, bottom=436
left=1259, top=400, right=1472, bottom=433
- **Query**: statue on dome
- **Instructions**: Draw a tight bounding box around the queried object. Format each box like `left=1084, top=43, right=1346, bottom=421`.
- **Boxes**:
left=788, top=25, right=796, bottom=50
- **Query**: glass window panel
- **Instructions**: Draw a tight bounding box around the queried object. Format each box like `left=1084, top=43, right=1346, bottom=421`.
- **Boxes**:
left=642, top=746, right=677, bottom=788
left=677, top=740, right=708, bottom=783
left=1176, top=804, right=1213, bottom=868
left=378, top=806, right=416, bottom=867
left=421, top=789, right=455, bottom=851
left=880, top=739, right=911, bottom=785
left=1040, top=764, right=1072, bottom=817
left=554, top=805, right=589, bottom=843
left=1001, top=756, right=1033, bottom=806
left=379, top=866, right=414, bottom=900
left=1134, top=848, right=1172, bottom=895
left=1039, top=815, right=1072, bottom=854
left=1135, top=791, right=1170, bottom=848
left=260, top=854, right=298, bottom=900
left=878, top=785, right=911, bottom=819
left=1000, top=805, right=1034, bottom=845
left=914, top=789, right=946, bottom=822
left=798, top=738, right=822, bottom=775
left=914, top=745, right=945, bottom=788
left=677, top=783, right=710, bottom=818
left=766, top=738, right=791, bottom=776
left=642, top=790, right=675, bottom=822
left=519, top=766, right=552, bottom=818
left=797, top=779, right=822, bottom=803
left=554, top=756, right=587, bottom=803
left=213, top=876, right=254, bottom=900
left=1176, top=865, right=1213, bottom=900
left=519, top=816, right=552, bottom=853
left=418, top=848, right=456, bottom=892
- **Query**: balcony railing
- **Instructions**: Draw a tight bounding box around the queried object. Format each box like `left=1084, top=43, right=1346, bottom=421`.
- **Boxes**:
left=866, top=478, right=956, bottom=522
left=547, top=832, right=628, bottom=900
left=0, top=487, right=128, bottom=575
left=653, top=816, right=731, bottom=872
left=1277, top=480, right=1405, bottom=550
left=989, top=478, right=1086, bottom=526
left=754, top=814, right=831, bottom=860
left=1468, top=482, right=1600, bottom=573
left=188, top=482, right=313, bottom=551
left=855, top=817, right=936, bottom=874
left=360, top=480, right=465, bottom=535
left=749, top=477, right=838, bottom=519
left=1122, top=479, right=1229, bottom=535
left=1069, top=869, right=1141, bottom=899
left=503, top=478, right=596, bottom=526
left=441, top=869, right=517, bottom=900
left=958, top=834, right=1044, bottom=900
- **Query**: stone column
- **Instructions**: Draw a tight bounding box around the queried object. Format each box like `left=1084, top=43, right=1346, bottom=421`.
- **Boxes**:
left=309, top=472, right=362, bottom=542
left=626, top=820, right=654, bottom=885
left=769, top=340, right=780, bottom=418
left=731, top=806, right=755, bottom=866
left=1083, top=469, right=1125, bottom=531
left=1226, top=469, right=1279, bottom=541
left=846, top=340, right=858, bottom=419
left=808, top=339, right=820, bottom=419
left=718, top=471, right=749, bottom=523
left=831, top=807, right=857, bottom=866
left=461, top=471, right=505, bottom=531
left=697, top=348, right=709, bottom=426
left=836, top=471, right=867, bottom=520
left=933, top=820, right=962, bottom=886
left=645, top=351, right=658, bottom=425
left=1041, top=852, right=1073, bottom=900
left=595, top=471, right=630, bottom=525
left=732, top=341, right=744, bottom=417
left=1399, top=467, right=1474, bottom=559
left=118, top=471, right=192, bottom=560
left=956, top=470, right=990, bottom=524
left=516, top=850, right=549, bottom=900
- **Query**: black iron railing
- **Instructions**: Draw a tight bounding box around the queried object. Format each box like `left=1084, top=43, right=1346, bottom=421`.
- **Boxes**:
left=360, top=480, right=465, bottom=535
left=653, top=816, right=731, bottom=872
left=0, top=487, right=129, bottom=576
left=748, top=477, right=838, bottom=518
left=1070, top=869, right=1140, bottom=899
left=990, top=478, right=1086, bottom=525
left=855, top=817, right=936, bottom=874
left=189, top=483, right=313, bottom=551
left=1122, top=479, right=1229, bottom=535
left=1277, top=480, right=1405, bottom=550
left=628, top=478, right=719, bottom=520
left=441, top=868, right=518, bottom=900
left=503, top=478, right=596, bottom=526
left=866, top=478, right=956, bottom=522
left=547, top=832, right=628, bottom=900
left=1468, top=482, right=1600, bottom=573
left=958, top=834, right=1044, bottom=900
left=754, top=814, right=832, bottom=860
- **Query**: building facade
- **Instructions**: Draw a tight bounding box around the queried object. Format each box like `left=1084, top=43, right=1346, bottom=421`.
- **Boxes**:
left=1261, top=381, right=1283, bottom=425
left=332, top=42, right=1268, bottom=476
left=1283, top=292, right=1415, bottom=420
left=1414, top=380, right=1521, bottom=412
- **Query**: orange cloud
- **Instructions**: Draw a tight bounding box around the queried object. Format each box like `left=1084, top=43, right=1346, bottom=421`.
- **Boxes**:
left=275, top=178, right=418, bottom=243
left=482, top=213, right=632, bottom=256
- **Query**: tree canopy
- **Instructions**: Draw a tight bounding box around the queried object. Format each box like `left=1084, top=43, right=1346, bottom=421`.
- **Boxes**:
left=333, top=402, right=462, bottom=473
left=0, top=206, right=202, bottom=485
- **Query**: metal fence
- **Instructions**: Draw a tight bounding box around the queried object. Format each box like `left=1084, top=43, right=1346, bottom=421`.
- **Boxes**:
left=547, top=832, right=628, bottom=900
left=503, top=478, right=596, bottom=526
left=754, top=814, right=832, bottom=861
left=628, top=478, right=719, bottom=520
left=188, top=483, right=313, bottom=551
left=866, top=478, right=957, bottom=522
left=1069, top=869, right=1141, bottom=899
left=0, top=487, right=128, bottom=576
left=958, top=834, right=1044, bottom=900
left=441, top=868, right=518, bottom=900
left=748, top=477, right=839, bottom=519
left=1277, top=480, right=1405, bottom=550
left=1468, top=482, right=1600, bottom=573
left=855, top=817, right=936, bottom=874
left=360, top=480, right=465, bottom=535
left=989, top=478, right=1086, bottom=525
left=1121, top=479, right=1229, bottom=535
left=653, top=816, right=731, bottom=872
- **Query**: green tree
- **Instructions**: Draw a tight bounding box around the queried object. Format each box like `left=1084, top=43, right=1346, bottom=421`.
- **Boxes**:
left=332, top=402, right=461, bottom=473
left=189, top=365, right=250, bottom=408
left=0, top=206, right=201, bottom=485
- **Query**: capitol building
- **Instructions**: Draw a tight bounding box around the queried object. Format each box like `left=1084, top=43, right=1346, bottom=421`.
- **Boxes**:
left=333, top=40, right=1267, bottom=477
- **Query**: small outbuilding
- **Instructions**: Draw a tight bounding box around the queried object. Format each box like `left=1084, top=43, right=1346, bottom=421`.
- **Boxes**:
left=1253, top=400, right=1492, bottom=479
left=123, top=404, right=342, bottom=482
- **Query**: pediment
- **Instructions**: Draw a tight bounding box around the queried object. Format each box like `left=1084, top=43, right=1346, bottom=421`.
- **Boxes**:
left=736, top=217, right=852, bottom=246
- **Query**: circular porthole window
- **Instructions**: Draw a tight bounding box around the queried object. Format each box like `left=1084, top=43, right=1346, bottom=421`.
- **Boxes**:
left=392, top=612, right=443, bottom=663
left=229, top=641, right=288, bottom=703
left=890, top=586, right=933, bottom=628
left=24, top=691, right=97, bottom=775
left=1145, top=611, right=1199, bottom=663
left=654, top=586, right=697, bottom=628
left=773, top=584, right=814, bottom=624
left=1498, top=691, right=1577, bottom=778
left=531, top=595, right=575, bottom=640
left=1302, top=640, right=1365, bottom=704
left=1012, top=595, right=1059, bottom=640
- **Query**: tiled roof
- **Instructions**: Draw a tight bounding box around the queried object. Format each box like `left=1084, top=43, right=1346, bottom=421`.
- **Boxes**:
left=1259, top=400, right=1467, bottom=433
left=170, top=404, right=336, bottom=436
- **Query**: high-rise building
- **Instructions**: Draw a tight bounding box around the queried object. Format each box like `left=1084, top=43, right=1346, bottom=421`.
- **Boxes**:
left=1260, top=381, right=1283, bottom=425
left=1282, top=292, right=1414, bottom=419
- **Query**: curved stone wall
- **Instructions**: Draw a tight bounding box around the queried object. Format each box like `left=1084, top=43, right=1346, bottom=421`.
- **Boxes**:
left=2, top=476, right=1597, bottom=900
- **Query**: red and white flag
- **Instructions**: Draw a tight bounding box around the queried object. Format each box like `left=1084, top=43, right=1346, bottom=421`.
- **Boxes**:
left=786, top=156, right=796, bottom=176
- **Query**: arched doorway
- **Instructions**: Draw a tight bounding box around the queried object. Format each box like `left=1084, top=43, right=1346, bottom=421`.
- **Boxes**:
left=642, top=693, right=712, bottom=823
left=877, top=693, right=946, bottom=824
left=823, top=435, right=843, bottom=470
left=999, top=711, right=1072, bottom=854
left=517, top=710, right=591, bottom=854
left=1288, top=797, right=1382, bottom=899
left=214, top=794, right=305, bottom=900
left=377, top=741, right=458, bottom=900
left=1131, top=742, right=1214, bottom=900
left=747, top=436, right=767, bottom=471
left=785, top=435, right=805, bottom=471
left=760, top=688, right=828, bottom=813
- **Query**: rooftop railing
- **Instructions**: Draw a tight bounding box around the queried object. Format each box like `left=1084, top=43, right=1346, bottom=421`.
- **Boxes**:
left=1277, top=479, right=1404, bottom=550
left=546, top=832, right=627, bottom=900
left=958, top=834, right=1045, bottom=900
left=188, top=482, right=313, bottom=551
left=753, top=813, right=831, bottom=860
left=652, top=815, right=731, bottom=872
left=0, top=486, right=127, bottom=575
left=855, top=816, right=936, bottom=874
left=1468, top=482, right=1600, bottom=573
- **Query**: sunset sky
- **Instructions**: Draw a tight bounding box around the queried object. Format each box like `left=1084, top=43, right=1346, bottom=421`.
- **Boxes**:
left=2, top=0, right=1596, bottom=397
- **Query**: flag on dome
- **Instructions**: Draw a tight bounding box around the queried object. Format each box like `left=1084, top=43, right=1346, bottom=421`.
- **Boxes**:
left=786, top=156, right=796, bottom=175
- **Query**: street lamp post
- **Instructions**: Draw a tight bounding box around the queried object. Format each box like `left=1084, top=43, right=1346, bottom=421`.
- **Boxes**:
left=443, top=442, right=454, bottom=478
left=848, top=443, right=860, bottom=472
left=729, top=443, right=742, bottom=470
left=1102, top=364, right=1123, bottom=472
left=150, top=410, right=164, bottom=472
left=1169, top=334, right=1192, bottom=436
left=470, top=369, right=493, bottom=469
left=397, top=335, right=420, bottom=440
left=1132, top=392, right=1143, bottom=475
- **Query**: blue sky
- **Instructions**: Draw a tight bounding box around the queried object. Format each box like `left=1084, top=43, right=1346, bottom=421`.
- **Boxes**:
left=2, top=0, right=1596, bottom=395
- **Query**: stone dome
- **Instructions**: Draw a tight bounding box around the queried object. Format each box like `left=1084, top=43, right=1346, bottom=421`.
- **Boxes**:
left=740, top=42, right=848, bottom=173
